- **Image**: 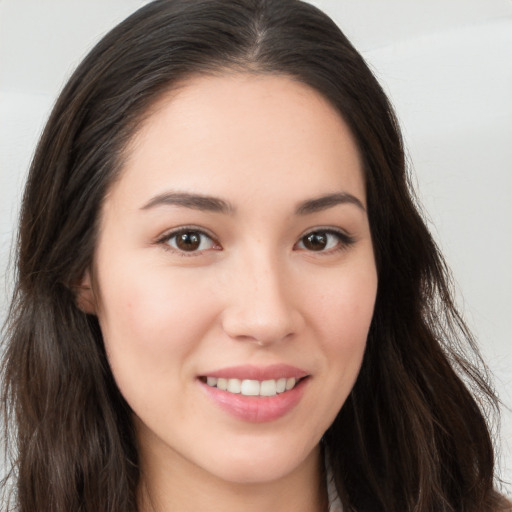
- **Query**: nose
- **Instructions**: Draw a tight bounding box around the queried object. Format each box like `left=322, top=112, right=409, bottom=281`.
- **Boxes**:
left=220, top=252, right=304, bottom=346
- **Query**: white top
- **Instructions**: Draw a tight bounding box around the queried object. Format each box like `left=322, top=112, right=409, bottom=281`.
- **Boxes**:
left=325, top=453, right=343, bottom=512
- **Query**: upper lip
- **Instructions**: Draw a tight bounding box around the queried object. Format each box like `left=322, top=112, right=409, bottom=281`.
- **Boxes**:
left=199, top=364, right=309, bottom=381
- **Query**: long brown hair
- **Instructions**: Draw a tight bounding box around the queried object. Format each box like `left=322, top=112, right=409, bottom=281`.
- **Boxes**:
left=1, top=0, right=506, bottom=510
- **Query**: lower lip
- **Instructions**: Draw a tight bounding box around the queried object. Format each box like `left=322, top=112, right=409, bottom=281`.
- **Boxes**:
left=199, top=377, right=309, bottom=423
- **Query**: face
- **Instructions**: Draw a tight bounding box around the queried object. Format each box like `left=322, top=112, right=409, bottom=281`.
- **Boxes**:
left=84, top=74, right=377, bottom=486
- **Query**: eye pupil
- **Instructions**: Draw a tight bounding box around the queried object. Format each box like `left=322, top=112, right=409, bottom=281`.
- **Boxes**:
left=303, top=232, right=327, bottom=251
left=176, top=232, right=201, bottom=251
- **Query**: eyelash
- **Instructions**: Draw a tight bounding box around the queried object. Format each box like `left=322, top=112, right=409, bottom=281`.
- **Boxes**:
left=156, top=226, right=220, bottom=256
left=156, top=227, right=355, bottom=256
left=295, top=228, right=355, bottom=253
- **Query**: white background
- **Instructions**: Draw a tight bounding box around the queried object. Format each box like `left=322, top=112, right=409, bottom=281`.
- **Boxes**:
left=1, top=0, right=511, bottom=495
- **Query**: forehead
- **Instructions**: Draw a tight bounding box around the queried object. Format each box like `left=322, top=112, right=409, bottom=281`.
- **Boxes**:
left=113, top=72, right=365, bottom=209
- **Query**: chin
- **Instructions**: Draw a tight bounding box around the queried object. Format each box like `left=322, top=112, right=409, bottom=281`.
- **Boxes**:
left=198, top=439, right=320, bottom=485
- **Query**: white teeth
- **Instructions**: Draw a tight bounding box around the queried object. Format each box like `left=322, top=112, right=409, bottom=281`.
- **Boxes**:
left=286, top=377, right=296, bottom=391
left=207, top=377, right=218, bottom=387
left=240, top=379, right=260, bottom=396
left=217, top=378, right=228, bottom=390
left=260, top=379, right=277, bottom=396
left=204, top=376, right=300, bottom=396
left=227, top=378, right=241, bottom=393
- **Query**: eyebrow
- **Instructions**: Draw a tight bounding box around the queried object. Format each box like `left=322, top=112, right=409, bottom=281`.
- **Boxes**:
left=140, top=191, right=365, bottom=215
left=295, top=192, right=366, bottom=215
left=140, top=192, right=234, bottom=214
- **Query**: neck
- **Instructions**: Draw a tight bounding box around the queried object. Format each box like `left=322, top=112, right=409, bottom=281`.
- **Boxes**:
left=137, top=443, right=328, bottom=512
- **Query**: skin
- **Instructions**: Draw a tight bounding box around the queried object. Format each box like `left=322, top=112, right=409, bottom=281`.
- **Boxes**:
left=80, top=73, right=378, bottom=512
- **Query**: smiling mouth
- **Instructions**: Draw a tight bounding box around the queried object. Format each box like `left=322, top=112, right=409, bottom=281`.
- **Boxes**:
left=199, top=376, right=307, bottom=397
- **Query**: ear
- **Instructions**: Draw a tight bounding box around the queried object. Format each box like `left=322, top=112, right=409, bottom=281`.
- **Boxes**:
left=75, top=270, right=97, bottom=315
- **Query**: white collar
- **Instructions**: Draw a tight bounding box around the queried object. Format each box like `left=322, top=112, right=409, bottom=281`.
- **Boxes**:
left=325, top=452, right=343, bottom=512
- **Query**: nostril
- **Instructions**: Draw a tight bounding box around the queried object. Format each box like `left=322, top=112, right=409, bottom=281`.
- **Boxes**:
left=221, top=306, right=303, bottom=347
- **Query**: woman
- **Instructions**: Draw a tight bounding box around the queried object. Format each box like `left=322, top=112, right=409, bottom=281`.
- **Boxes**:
left=1, top=0, right=509, bottom=510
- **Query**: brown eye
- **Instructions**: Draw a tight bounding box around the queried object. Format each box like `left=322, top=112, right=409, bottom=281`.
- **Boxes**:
left=302, top=232, right=328, bottom=251
left=296, top=230, right=353, bottom=252
left=166, top=230, right=216, bottom=252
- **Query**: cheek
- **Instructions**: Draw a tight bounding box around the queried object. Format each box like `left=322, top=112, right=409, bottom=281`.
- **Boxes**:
left=95, top=262, right=220, bottom=386
left=310, top=264, right=377, bottom=346
left=99, top=261, right=210, bottom=334
left=306, top=260, right=377, bottom=404
left=294, top=264, right=376, bottom=436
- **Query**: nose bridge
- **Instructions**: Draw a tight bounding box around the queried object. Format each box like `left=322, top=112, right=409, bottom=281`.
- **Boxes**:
left=221, top=244, right=301, bottom=344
